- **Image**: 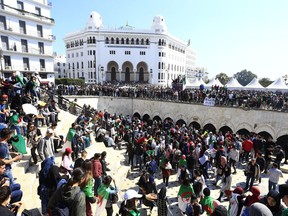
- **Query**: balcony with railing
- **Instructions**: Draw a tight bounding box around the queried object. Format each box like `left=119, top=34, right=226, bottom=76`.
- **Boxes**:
left=0, top=26, right=56, bottom=41
left=0, top=2, right=55, bottom=24
left=2, top=45, right=53, bottom=56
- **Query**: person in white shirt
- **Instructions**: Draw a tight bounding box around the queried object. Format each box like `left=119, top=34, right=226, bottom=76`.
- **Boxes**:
left=228, top=144, right=239, bottom=174
left=268, top=162, right=283, bottom=191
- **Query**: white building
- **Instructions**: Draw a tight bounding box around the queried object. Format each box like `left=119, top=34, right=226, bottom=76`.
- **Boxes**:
left=64, top=12, right=196, bottom=85
left=0, top=0, right=55, bottom=82
left=54, top=53, right=66, bottom=78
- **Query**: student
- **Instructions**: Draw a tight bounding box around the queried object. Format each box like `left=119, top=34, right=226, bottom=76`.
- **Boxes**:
left=268, top=162, right=283, bottom=191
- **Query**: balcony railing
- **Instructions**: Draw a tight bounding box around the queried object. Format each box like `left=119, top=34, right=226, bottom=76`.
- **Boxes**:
left=0, top=2, right=55, bottom=24
left=2, top=45, right=52, bottom=56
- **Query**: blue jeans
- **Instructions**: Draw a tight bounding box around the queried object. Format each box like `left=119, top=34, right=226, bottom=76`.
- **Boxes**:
left=94, top=177, right=102, bottom=196
left=10, top=125, right=21, bottom=135
left=268, top=181, right=278, bottom=191
left=5, top=167, right=14, bottom=185
left=135, top=155, right=142, bottom=169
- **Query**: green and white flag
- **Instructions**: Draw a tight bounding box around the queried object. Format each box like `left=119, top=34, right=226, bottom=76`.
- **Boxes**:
left=95, top=184, right=110, bottom=216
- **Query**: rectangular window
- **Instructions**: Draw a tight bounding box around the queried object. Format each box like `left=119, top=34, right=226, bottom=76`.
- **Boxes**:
left=38, top=42, right=44, bottom=54
left=19, top=20, right=26, bottom=34
left=21, top=39, right=28, bottom=52
left=57, top=62, right=60, bottom=66
left=67, top=54, right=70, bottom=58
left=17, top=1, right=24, bottom=10
left=23, top=57, right=29, bottom=69
left=0, top=16, right=6, bottom=30
left=4, top=56, right=11, bottom=67
left=40, top=59, right=45, bottom=70
left=1, top=36, right=9, bottom=50
left=76, top=53, right=78, bottom=57
left=81, top=62, right=83, bottom=68
left=35, top=7, right=41, bottom=15
left=72, top=53, right=74, bottom=58
left=0, top=0, right=4, bottom=10
left=37, top=25, right=43, bottom=37
left=81, top=52, right=83, bottom=56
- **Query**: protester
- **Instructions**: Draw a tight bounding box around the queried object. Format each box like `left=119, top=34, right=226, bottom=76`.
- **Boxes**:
left=268, top=162, right=283, bottom=191
left=259, top=190, right=285, bottom=216
left=119, top=189, right=142, bottom=216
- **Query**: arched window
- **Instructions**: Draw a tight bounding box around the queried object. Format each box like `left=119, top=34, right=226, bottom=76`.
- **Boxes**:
left=141, top=39, right=144, bottom=45
left=92, top=37, right=96, bottom=44
left=111, top=67, right=116, bottom=81
left=105, top=37, right=109, bottom=44
left=136, top=38, right=139, bottom=45
left=158, top=62, right=161, bottom=69
left=146, top=39, right=149, bottom=45
left=125, top=67, right=130, bottom=82
left=126, top=38, right=129, bottom=44
left=139, top=67, right=144, bottom=82
left=111, top=38, right=114, bottom=44
left=131, top=38, right=135, bottom=44
left=162, top=62, right=164, bottom=69
left=116, top=38, right=119, bottom=44
left=158, top=39, right=161, bottom=46
left=121, top=38, right=125, bottom=44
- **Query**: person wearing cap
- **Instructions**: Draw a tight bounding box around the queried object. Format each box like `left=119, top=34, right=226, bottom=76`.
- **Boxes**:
left=268, top=162, right=283, bottom=191
left=60, top=148, right=74, bottom=174
left=118, top=189, right=142, bottom=216
left=38, top=129, right=55, bottom=161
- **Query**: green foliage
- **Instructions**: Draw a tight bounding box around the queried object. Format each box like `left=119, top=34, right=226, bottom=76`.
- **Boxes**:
left=215, top=73, right=230, bottom=85
left=259, top=78, right=273, bottom=87
left=233, top=69, right=257, bottom=86
left=55, top=78, right=85, bottom=86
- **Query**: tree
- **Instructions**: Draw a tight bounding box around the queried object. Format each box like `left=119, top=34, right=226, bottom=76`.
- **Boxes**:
left=233, top=69, right=257, bottom=86
left=259, top=78, right=273, bottom=87
left=215, top=73, right=230, bottom=85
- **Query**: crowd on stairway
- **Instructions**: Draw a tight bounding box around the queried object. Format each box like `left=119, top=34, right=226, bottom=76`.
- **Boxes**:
left=0, top=71, right=288, bottom=215
left=56, top=83, right=288, bottom=111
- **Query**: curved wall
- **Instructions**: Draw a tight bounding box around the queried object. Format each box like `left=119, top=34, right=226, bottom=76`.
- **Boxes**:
left=69, top=96, right=288, bottom=139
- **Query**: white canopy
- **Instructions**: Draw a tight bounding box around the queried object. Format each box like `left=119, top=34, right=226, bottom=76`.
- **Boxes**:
left=205, top=78, right=223, bottom=88
left=266, top=77, right=288, bottom=92
left=185, top=78, right=205, bottom=88
left=226, top=78, right=243, bottom=90
left=244, top=78, right=264, bottom=91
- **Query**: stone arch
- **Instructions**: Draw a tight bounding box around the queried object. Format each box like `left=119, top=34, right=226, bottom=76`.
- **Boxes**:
left=153, top=115, right=162, bottom=122
left=276, top=128, right=288, bottom=138
left=175, top=113, right=187, bottom=125
left=276, top=135, right=288, bottom=147
left=258, top=131, right=273, bottom=140
left=136, top=62, right=149, bottom=82
left=107, top=61, right=119, bottom=82
left=219, top=126, right=233, bottom=135
left=176, top=119, right=186, bottom=127
left=142, top=113, right=151, bottom=122
left=254, top=124, right=276, bottom=139
left=219, top=121, right=235, bottom=133
left=189, top=121, right=201, bottom=130
left=203, top=123, right=216, bottom=133
left=201, top=118, right=217, bottom=130
left=133, top=112, right=141, bottom=119
left=236, top=128, right=251, bottom=136
left=122, top=61, right=133, bottom=83
left=235, top=122, right=254, bottom=133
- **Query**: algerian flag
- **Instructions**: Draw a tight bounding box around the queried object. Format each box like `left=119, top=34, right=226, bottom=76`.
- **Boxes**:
left=95, top=184, right=110, bottom=216
left=177, top=184, right=194, bottom=212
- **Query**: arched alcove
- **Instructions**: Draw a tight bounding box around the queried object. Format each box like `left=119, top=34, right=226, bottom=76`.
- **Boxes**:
left=142, top=114, right=151, bottom=123
left=189, top=121, right=201, bottom=130
left=219, top=126, right=233, bottom=135
left=258, top=131, right=273, bottom=140
left=203, top=123, right=216, bottom=134
left=133, top=112, right=141, bottom=120
left=176, top=119, right=186, bottom=127
left=236, top=128, right=251, bottom=136
left=153, top=115, right=162, bottom=122
left=276, top=135, right=288, bottom=147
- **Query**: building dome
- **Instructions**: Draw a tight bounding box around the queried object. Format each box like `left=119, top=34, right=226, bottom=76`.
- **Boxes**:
left=151, top=15, right=167, bottom=33
left=86, top=11, right=103, bottom=30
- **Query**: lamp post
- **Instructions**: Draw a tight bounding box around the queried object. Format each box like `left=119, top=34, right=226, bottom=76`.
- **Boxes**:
left=101, top=66, right=104, bottom=84
left=283, top=74, right=288, bottom=85
left=0, top=48, right=3, bottom=79
left=94, top=53, right=96, bottom=84
left=98, top=65, right=101, bottom=84
left=150, top=69, right=153, bottom=84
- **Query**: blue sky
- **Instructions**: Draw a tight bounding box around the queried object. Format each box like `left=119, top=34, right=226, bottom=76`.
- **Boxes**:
left=51, top=0, right=288, bottom=80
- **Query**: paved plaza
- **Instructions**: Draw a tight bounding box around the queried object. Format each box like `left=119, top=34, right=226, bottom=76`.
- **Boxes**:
left=13, top=109, right=288, bottom=216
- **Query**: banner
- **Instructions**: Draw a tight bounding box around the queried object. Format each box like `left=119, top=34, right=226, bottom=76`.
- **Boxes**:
left=203, top=97, right=216, bottom=106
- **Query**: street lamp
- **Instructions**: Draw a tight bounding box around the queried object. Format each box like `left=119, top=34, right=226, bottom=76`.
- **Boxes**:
left=150, top=69, right=153, bottom=84
left=0, top=48, right=3, bottom=79
left=282, top=74, right=288, bottom=85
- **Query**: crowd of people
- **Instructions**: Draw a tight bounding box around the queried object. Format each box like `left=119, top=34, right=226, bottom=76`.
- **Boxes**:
left=0, top=71, right=288, bottom=216
left=55, top=83, right=288, bottom=112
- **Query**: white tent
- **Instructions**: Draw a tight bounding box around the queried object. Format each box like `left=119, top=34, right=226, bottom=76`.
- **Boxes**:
left=226, top=78, right=243, bottom=90
left=185, top=78, right=205, bottom=89
left=266, top=77, right=288, bottom=92
left=244, top=78, right=264, bottom=91
left=205, top=78, right=223, bottom=89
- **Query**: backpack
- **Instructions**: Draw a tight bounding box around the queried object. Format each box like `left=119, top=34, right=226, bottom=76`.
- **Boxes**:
left=147, top=160, right=157, bottom=174
left=51, top=185, right=82, bottom=216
